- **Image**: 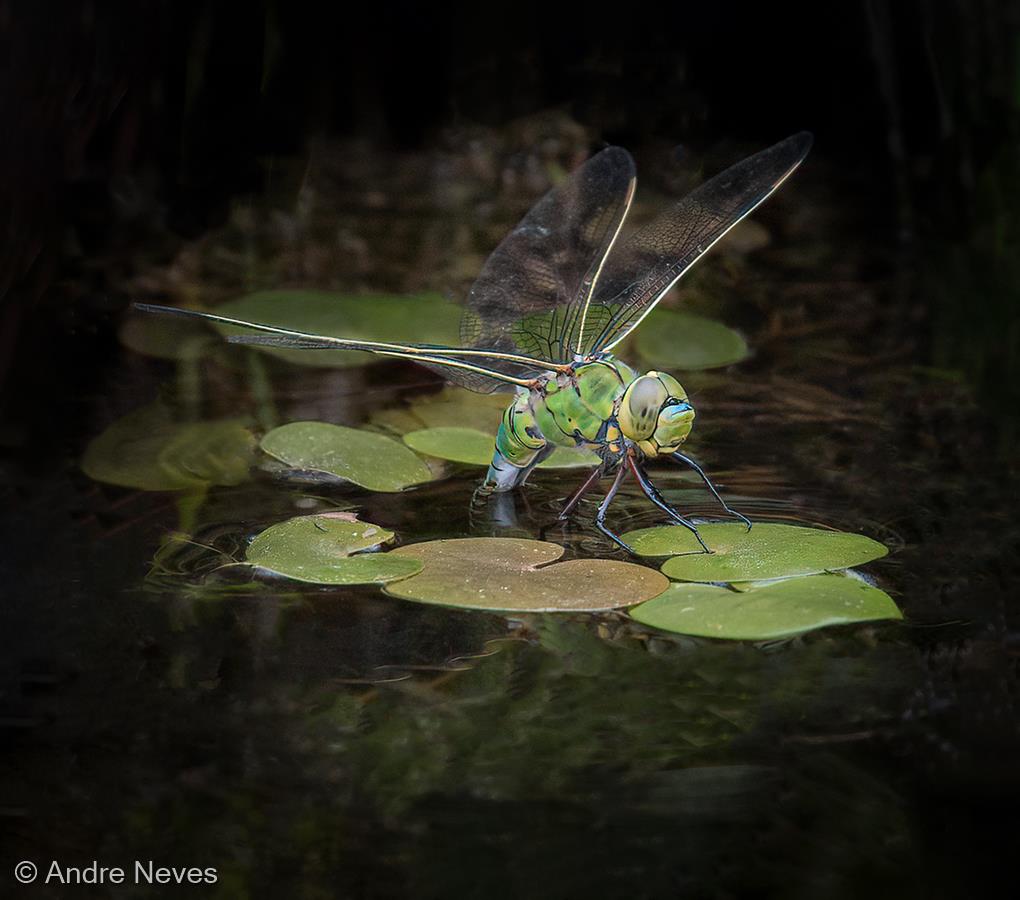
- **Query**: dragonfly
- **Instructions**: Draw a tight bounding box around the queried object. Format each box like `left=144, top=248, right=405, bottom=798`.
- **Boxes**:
left=138, top=132, right=812, bottom=553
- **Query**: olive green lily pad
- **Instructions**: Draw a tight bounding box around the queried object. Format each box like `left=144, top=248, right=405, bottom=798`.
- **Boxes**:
left=621, top=522, right=888, bottom=583
left=372, top=386, right=509, bottom=436
left=629, top=573, right=902, bottom=640
left=212, top=290, right=462, bottom=367
left=633, top=309, right=748, bottom=370
left=384, top=537, right=668, bottom=611
left=245, top=513, right=422, bottom=585
left=260, top=421, right=432, bottom=491
left=82, top=403, right=256, bottom=490
left=403, top=427, right=600, bottom=469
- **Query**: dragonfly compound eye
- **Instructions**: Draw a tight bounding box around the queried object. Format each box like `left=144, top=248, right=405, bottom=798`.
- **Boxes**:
left=619, top=375, right=669, bottom=440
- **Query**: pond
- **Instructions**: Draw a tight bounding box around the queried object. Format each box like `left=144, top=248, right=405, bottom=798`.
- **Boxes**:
left=2, top=134, right=1016, bottom=899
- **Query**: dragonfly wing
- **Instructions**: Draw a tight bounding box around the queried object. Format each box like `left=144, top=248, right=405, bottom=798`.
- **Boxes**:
left=462, top=147, right=636, bottom=368
left=231, top=334, right=535, bottom=392
left=133, top=304, right=548, bottom=390
left=413, top=362, right=522, bottom=394
left=582, top=132, right=813, bottom=355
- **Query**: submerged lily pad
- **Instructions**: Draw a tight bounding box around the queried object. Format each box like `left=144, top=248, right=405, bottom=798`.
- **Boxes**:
left=212, top=290, right=462, bottom=367
left=403, top=427, right=600, bottom=469
left=621, top=522, right=888, bottom=583
left=629, top=573, right=901, bottom=640
left=82, top=403, right=256, bottom=490
left=260, top=421, right=432, bottom=492
left=244, top=513, right=421, bottom=585
left=119, top=312, right=216, bottom=360
left=384, top=537, right=668, bottom=611
left=633, top=309, right=748, bottom=370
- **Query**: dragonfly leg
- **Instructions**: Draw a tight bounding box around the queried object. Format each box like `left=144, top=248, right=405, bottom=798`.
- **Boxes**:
left=593, top=463, right=634, bottom=554
left=670, top=451, right=752, bottom=530
left=558, top=465, right=605, bottom=521
left=627, top=456, right=711, bottom=553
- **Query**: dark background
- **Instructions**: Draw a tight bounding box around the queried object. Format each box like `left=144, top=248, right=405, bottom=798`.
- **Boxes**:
left=1, top=1, right=1018, bottom=897
left=2, top=0, right=1018, bottom=438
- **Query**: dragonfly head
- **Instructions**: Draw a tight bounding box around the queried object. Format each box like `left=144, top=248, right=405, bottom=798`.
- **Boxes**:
left=618, top=372, right=695, bottom=457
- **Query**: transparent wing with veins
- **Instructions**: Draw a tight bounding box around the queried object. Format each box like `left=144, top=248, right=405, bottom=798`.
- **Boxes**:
left=580, top=132, right=813, bottom=355
left=131, top=304, right=557, bottom=389
left=135, top=136, right=812, bottom=394
left=459, top=146, right=637, bottom=384
left=135, top=149, right=637, bottom=394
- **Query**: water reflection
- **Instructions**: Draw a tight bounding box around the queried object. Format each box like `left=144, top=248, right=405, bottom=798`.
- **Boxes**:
left=3, top=129, right=1016, bottom=899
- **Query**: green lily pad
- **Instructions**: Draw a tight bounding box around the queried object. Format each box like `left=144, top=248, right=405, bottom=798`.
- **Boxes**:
left=260, top=421, right=432, bottom=492
left=212, top=290, right=462, bottom=367
left=245, top=513, right=422, bottom=585
left=402, top=427, right=492, bottom=466
left=633, top=309, right=748, bottom=370
left=384, top=537, right=668, bottom=612
left=629, top=573, right=901, bottom=640
left=372, top=386, right=510, bottom=436
left=621, top=522, right=888, bottom=583
left=402, top=427, right=600, bottom=469
left=82, top=403, right=256, bottom=490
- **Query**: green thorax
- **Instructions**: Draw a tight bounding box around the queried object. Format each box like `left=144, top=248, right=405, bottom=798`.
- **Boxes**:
left=492, top=356, right=637, bottom=468
left=529, top=356, right=636, bottom=447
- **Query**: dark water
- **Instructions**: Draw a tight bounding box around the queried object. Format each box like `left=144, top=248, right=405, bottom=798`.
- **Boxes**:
left=2, top=140, right=1018, bottom=900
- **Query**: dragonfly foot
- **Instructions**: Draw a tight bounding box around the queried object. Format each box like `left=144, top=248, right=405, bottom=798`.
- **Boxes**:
left=595, top=520, right=636, bottom=555
left=670, top=451, right=753, bottom=532
left=593, top=461, right=632, bottom=553
left=628, top=457, right=712, bottom=552
left=689, top=525, right=712, bottom=554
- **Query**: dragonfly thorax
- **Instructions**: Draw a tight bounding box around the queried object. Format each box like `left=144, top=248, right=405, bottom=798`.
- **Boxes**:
left=618, top=371, right=695, bottom=458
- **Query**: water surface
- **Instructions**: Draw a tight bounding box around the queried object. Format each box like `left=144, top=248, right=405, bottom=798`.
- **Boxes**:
left=2, top=138, right=1016, bottom=899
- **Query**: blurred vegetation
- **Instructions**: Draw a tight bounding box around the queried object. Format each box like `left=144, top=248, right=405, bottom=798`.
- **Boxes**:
left=866, top=1, right=1020, bottom=447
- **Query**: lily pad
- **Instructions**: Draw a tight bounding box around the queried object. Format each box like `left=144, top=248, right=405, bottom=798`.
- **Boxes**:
left=260, top=421, right=432, bottom=492
left=629, top=573, right=902, bottom=640
left=621, top=522, right=888, bottom=583
left=372, top=386, right=509, bottom=436
left=212, top=290, right=462, bottom=368
left=82, top=403, right=256, bottom=490
left=403, top=427, right=600, bottom=469
left=384, top=537, right=668, bottom=611
left=633, top=309, right=748, bottom=370
left=245, top=513, right=422, bottom=585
